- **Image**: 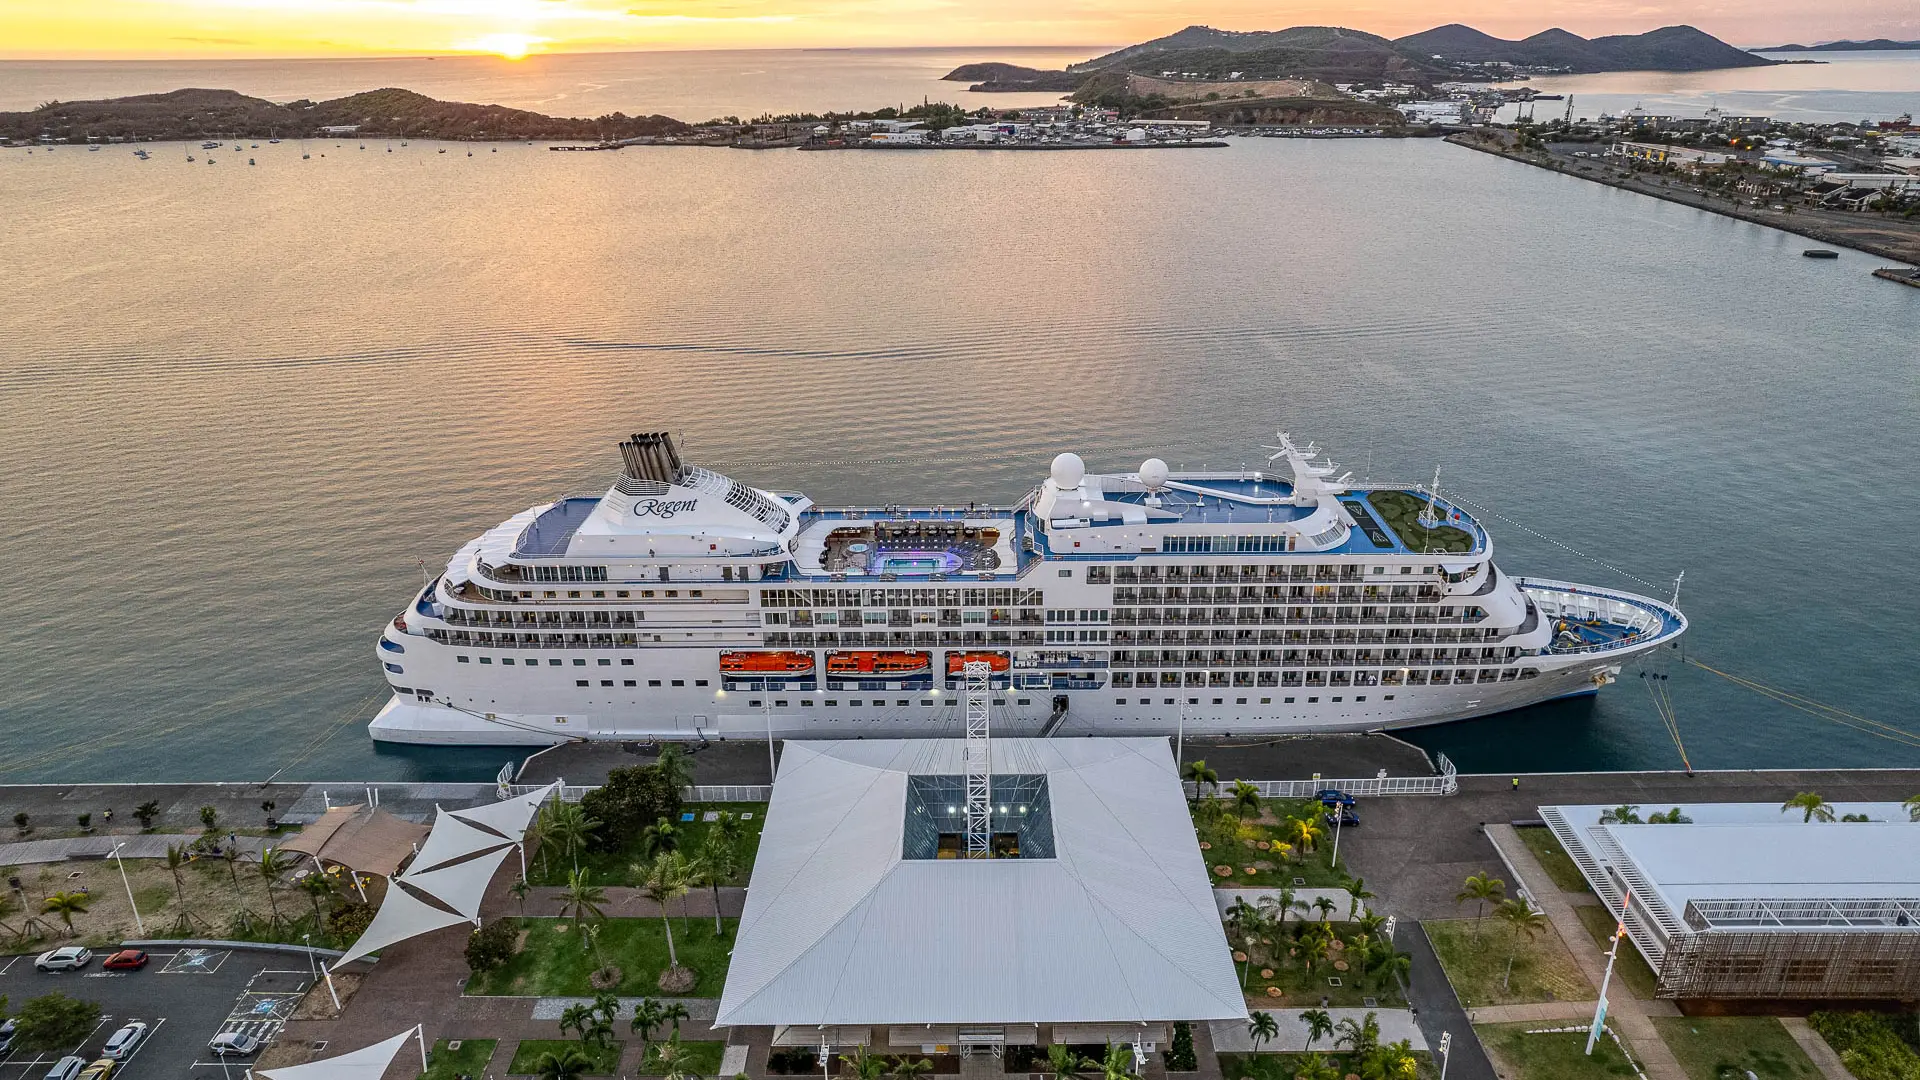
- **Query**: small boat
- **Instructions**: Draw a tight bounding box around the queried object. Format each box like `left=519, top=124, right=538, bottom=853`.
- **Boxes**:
left=946, top=651, right=1011, bottom=675
left=1803, top=249, right=1839, bottom=259
left=826, top=650, right=932, bottom=676
left=88, top=145, right=101, bottom=151
left=302, top=153, right=310, bottom=159
left=248, top=158, right=255, bottom=165
left=186, top=154, right=195, bottom=161
left=719, top=651, right=815, bottom=675
left=438, top=148, right=446, bottom=154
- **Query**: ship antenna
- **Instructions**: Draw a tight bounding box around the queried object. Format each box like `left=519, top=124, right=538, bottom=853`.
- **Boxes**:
left=417, top=557, right=429, bottom=588
left=1418, top=467, right=1442, bottom=529
left=1669, top=570, right=1685, bottom=609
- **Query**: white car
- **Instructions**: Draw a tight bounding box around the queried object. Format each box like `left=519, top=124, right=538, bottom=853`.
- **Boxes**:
left=43, top=1057, right=86, bottom=1080
left=101, top=1021, right=148, bottom=1061
left=207, top=1032, right=260, bottom=1057
left=35, top=947, right=92, bottom=972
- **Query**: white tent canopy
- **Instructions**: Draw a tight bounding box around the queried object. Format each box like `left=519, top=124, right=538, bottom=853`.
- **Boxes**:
left=334, top=879, right=470, bottom=968
left=451, top=780, right=561, bottom=839
left=400, top=845, right=515, bottom=920
left=410, top=811, right=513, bottom=876
left=259, top=1028, right=416, bottom=1080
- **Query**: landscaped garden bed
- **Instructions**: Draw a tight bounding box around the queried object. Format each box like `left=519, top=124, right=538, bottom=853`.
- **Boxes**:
left=1808, top=1011, right=1920, bottom=1080
left=466, top=917, right=736, bottom=998
left=1650, top=1017, right=1819, bottom=1080
left=638, top=1040, right=724, bottom=1076
left=528, top=802, right=766, bottom=888
left=1189, top=785, right=1353, bottom=891
left=421, top=1038, right=496, bottom=1080
left=1219, top=1046, right=1437, bottom=1079
left=508, top=1039, right=623, bottom=1076
left=1425, top=917, right=1592, bottom=1008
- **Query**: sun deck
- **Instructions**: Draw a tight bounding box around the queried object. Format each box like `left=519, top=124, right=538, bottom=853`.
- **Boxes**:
left=789, top=508, right=1025, bottom=580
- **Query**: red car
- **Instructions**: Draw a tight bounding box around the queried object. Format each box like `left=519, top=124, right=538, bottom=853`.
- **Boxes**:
left=102, top=950, right=148, bottom=971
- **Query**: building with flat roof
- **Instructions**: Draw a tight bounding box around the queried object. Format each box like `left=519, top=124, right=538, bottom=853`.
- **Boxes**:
left=1608, top=141, right=1727, bottom=168
left=1541, top=802, right=1920, bottom=1003
left=716, top=738, right=1243, bottom=1059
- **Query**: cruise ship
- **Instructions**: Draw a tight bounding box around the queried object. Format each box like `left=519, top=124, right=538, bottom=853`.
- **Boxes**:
left=370, top=432, right=1686, bottom=745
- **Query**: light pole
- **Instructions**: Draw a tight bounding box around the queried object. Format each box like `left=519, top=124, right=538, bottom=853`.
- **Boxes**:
left=1175, top=700, right=1185, bottom=770
left=1438, top=1032, right=1452, bottom=1080
left=1329, top=801, right=1344, bottom=869
left=305, top=932, right=341, bottom=1012
left=1586, top=890, right=1631, bottom=1056
left=765, top=694, right=777, bottom=783
left=110, top=842, right=143, bottom=936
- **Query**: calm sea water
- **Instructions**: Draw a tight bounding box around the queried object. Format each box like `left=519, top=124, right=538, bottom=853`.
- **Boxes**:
left=0, top=47, right=1093, bottom=119
left=1500, top=51, right=1920, bottom=123
left=3, top=131, right=1918, bottom=783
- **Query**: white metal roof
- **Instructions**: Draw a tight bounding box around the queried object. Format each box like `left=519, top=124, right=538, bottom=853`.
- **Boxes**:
left=715, top=738, right=1245, bottom=1028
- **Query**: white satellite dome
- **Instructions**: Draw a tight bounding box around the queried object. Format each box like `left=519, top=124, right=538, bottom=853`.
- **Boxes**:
left=1138, top=458, right=1169, bottom=489
left=1050, top=452, right=1086, bottom=490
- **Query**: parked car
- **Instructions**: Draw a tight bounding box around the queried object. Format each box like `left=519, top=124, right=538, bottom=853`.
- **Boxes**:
left=1316, top=788, right=1355, bottom=807
left=35, top=947, right=92, bottom=972
left=101, top=950, right=148, bottom=971
left=1323, top=806, right=1361, bottom=828
left=0, top=1018, right=16, bottom=1054
left=208, top=1032, right=260, bottom=1057
left=43, top=1057, right=87, bottom=1080
left=101, top=1022, right=148, bottom=1061
left=74, top=1061, right=115, bottom=1080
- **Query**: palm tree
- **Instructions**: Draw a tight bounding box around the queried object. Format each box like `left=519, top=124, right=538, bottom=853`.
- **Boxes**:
left=1494, top=898, right=1546, bottom=990
left=1225, top=897, right=1263, bottom=987
left=654, top=744, right=695, bottom=797
left=630, top=998, right=668, bottom=1055
left=694, top=832, right=741, bottom=934
left=559, top=868, right=608, bottom=952
left=1299, top=923, right=1332, bottom=977
left=560, top=1003, right=602, bottom=1047
left=510, top=877, right=532, bottom=915
left=1231, top=780, right=1262, bottom=821
left=41, top=891, right=90, bottom=934
left=1359, top=1041, right=1418, bottom=1080
left=1291, top=1052, right=1339, bottom=1080
left=841, top=1047, right=887, bottom=1080
left=533, top=1048, right=594, bottom=1080
left=1904, top=794, right=1920, bottom=823
left=1045, top=1044, right=1085, bottom=1080
left=1646, top=808, right=1692, bottom=824
left=1098, top=1043, right=1136, bottom=1080
left=1300, top=1009, right=1333, bottom=1051
left=1379, top=949, right=1412, bottom=991
left=544, top=803, right=601, bottom=875
left=890, top=1056, right=934, bottom=1080
left=1312, top=896, right=1336, bottom=923
left=1345, top=877, right=1375, bottom=920
left=298, top=870, right=336, bottom=927
left=1258, top=885, right=1298, bottom=930
left=1782, top=792, right=1835, bottom=823
left=1181, top=759, right=1219, bottom=803
left=1598, top=804, right=1642, bottom=824
left=256, top=847, right=293, bottom=926
left=1283, top=815, right=1324, bottom=860
left=642, top=817, right=679, bottom=860
left=1246, top=1011, right=1279, bottom=1052
left=164, top=842, right=192, bottom=910
left=656, top=1036, right=705, bottom=1080
left=1334, top=1012, right=1381, bottom=1057
left=660, top=1000, right=690, bottom=1037
left=1455, top=872, right=1506, bottom=938
left=640, top=851, right=691, bottom=969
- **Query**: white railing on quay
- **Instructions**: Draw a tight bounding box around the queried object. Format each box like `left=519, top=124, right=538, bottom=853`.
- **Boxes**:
left=503, top=782, right=772, bottom=803
left=1183, top=753, right=1458, bottom=798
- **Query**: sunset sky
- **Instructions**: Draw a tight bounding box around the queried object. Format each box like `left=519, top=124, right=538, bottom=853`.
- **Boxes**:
left=4, top=0, right=1915, bottom=59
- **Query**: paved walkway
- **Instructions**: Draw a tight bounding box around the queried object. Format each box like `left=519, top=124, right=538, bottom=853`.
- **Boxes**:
left=1402, top=922, right=1496, bottom=1080
left=0, top=832, right=270, bottom=865
left=1781, top=1017, right=1852, bottom=1080
left=1487, top=824, right=1684, bottom=1080
left=1209, top=1008, right=1427, bottom=1052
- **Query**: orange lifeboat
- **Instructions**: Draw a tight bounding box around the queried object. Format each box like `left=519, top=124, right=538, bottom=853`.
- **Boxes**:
left=946, top=652, right=1010, bottom=675
left=826, top=650, right=931, bottom=676
left=720, top=651, right=815, bottom=675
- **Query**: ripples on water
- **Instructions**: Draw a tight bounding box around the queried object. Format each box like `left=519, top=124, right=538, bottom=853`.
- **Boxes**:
left=1, top=137, right=1917, bottom=781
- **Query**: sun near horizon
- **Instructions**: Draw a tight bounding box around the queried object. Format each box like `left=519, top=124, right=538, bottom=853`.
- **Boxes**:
left=1, top=0, right=1915, bottom=61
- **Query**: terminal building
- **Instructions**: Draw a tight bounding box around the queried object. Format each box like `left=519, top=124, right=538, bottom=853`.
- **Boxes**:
left=716, top=738, right=1244, bottom=1062
left=1541, top=802, right=1920, bottom=1003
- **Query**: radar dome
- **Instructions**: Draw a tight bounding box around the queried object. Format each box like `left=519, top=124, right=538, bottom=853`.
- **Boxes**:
left=1050, top=452, right=1086, bottom=490
left=1138, top=458, right=1169, bottom=489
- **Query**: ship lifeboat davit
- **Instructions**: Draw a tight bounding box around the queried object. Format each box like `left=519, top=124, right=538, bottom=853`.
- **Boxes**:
left=946, top=651, right=1011, bottom=675
left=826, top=650, right=931, bottom=676
left=719, top=650, right=815, bottom=676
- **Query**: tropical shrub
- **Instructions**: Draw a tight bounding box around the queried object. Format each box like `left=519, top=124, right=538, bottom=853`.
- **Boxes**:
left=1809, top=1012, right=1920, bottom=1080
left=1163, top=1021, right=1197, bottom=1072
left=466, top=920, right=519, bottom=974
left=580, top=765, right=682, bottom=851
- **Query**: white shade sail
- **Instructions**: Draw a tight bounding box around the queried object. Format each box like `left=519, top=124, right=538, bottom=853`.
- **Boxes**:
left=333, top=882, right=468, bottom=969
left=411, top=810, right=515, bottom=875
left=400, top=845, right=514, bottom=920
left=451, top=780, right=561, bottom=839
left=259, top=1029, right=413, bottom=1080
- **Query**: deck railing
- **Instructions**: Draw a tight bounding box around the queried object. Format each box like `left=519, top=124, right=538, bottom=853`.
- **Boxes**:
left=1183, top=753, right=1458, bottom=798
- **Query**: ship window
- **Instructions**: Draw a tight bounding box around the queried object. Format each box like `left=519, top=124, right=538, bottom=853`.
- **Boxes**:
left=666, top=590, right=679, bottom=597
left=568, top=591, right=580, bottom=598
left=1187, top=697, right=1199, bottom=705
left=479, top=657, right=492, bottom=665
left=1260, top=697, right=1271, bottom=704
left=1059, top=569, right=1072, bottom=577
left=1285, top=697, right=1295, bottom=703
left=1332, top=696, right=1343, bottom=702
left=573, top=659, right=587, bottom=666
left=385, top=663, right=405, bottom=674
left=1308, top=696, right=1319, bottom=703
left=690, top=590, right=703, bottom=597
left=593, top=590, right=605, bottom=598
left=1017, top=698, right=1030, bottom=705
left=826, top=700, right=838, bottom=706
left=456, top=656, right=469, bottom=663
left=544, top=591, right=556, bottom=598
left=598, top=658, right=611, bottom=666
left=919, top=699, right=933, bottom=706
left=775, top=700, right=789, bottom=707
left=621, top=658, right=634, bottom=666
left=549, top=659, right=563, bottom=666
left=601, top=680, right=613, bottom=687
left=1212, top=698, right=1223, bottom=705
left=618, top=590, right=631, bottom=597
left=801, top=699, right=813, bottom=707
left=749, top=699, right=762, bottom=707
left=850, top=700, right=863, bottom=707
left=1385, top=694, right=1395, bottom=700
left=576, top=680, right=589, bottom=687
left=1400, top=567, right=1412, bottom=575
left=502, top=658, right=514, bottom=665
left=626, top=680, right=637, bottom=687
left=897, top=700, right=909, bottom=707
left=696, top=679, right=709, bottom=686
left=1236, top=697, right=1246, bottom=704
left=648, top=679, right=662, bottom=686
left=1356, top=695, right=1366, bottom=702
left=671, top=679, right=685, bottom=687
left=1116, top=698, right=1126, bottom=705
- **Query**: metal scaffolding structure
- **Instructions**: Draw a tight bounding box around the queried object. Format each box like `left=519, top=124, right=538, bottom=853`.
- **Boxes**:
left=964, top=660, right=992, bottom=859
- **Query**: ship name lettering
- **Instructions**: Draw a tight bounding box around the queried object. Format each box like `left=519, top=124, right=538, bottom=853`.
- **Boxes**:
left=633, top=498, right=700, bottom=519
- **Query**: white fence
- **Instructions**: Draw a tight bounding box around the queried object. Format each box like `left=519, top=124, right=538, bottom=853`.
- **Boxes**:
left=1183, top=753, right=1458, bottom=799
left=503, top=783, right=771, bottom=803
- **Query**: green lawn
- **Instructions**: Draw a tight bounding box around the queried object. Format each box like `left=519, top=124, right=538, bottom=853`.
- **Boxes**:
left=1515, top=827, right=1590, bottom=892
left=1365, top=490, right=1477, bottom=554
left=530, top=803, right=767, bottom=887
left=421, top=1039, right=496, bottom=1080
left=1219, top=1049, right=1439, bottom=1080
left=1194, top=799, right=1352, bottom=890
left=1569, top=904, right=1660, bottom=1000
left=1476, top=1022, right=1640, bottom=1080
left=467, top=917, right=737, bottom=998
left=638, top=1041, right=725, bottom=1076
left=1651, top=1018, right=1820, bottom=1080
left=508, top=1040, right=623, bottom=1076
left=1425, top=918, right=1593, bottom=1007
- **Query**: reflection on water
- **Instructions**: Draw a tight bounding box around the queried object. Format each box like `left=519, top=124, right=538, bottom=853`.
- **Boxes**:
left=1, top=137, right=1917, bottom=782
left=1500, top=51, right=1920, bottom=123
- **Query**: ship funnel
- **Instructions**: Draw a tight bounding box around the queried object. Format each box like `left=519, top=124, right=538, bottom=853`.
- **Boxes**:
left=618, top=432, right=688, bottom=489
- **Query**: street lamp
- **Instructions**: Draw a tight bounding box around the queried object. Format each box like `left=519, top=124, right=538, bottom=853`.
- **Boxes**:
left=765, top=694, right=776, bottom=784
left=109, top=841, right=143, bottom=936
left=1438, top=1032, right=1452, bottom=1080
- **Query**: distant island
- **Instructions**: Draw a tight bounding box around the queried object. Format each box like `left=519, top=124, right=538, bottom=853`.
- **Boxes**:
left=1755, top=38, right=1920, bottom=52
left=0, top=87, right=690, bottom=143
left=945, top=23, right=1777, bottom=96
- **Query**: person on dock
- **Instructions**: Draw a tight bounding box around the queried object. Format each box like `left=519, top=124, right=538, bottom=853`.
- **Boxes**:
left=1511, top=777, right=1521, bottom=791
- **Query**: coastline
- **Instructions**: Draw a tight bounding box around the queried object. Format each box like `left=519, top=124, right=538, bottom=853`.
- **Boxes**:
left=1444, top=131, right=1920, bottom=268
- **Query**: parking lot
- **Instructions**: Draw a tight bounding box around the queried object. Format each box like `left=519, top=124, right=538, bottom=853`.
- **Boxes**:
left=0, top=947, right=315, bottom=1079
